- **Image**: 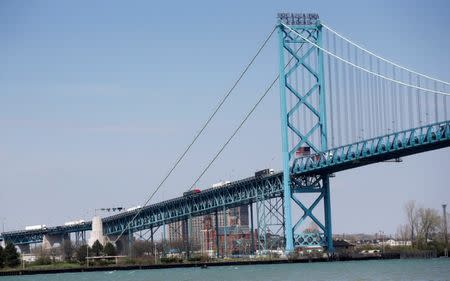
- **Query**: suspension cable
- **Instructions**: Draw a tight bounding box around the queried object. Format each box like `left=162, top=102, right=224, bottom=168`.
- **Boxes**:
left=113, top=26, right=277, bottom=243
left=186, top=76, right=278, bottom=192
left=281, top=23, right=450, bottom=96
left=321, top=22, right=450, bottom=86
left=185, top=41, right=308, bottom=192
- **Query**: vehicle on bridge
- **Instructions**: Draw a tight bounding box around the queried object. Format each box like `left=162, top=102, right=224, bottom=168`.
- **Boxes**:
left=183, top=188, right=201, bottom=197
left=295, top=146, right=311, bottom=157
left=24, top=225, right=47, bottom=231
left=255, top=168, right=275, bottom=178
left=126, top=206, right=142, bottom=212
left=212, top=181, right=231, bottom=188
left=64, top=220, right=85, bottom=226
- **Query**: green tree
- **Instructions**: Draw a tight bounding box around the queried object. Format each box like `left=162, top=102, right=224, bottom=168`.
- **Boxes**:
left=0, top=245, right=4, bottom=268
left=4, top=242, right=20, bottom=267
left=103, top=242, right=116, bottom=256
left=91, top=240, right=103, bottom=256
left=75, top=245, right=89, bottom=263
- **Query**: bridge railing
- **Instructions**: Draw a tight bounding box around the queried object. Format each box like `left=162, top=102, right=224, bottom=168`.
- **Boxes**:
left=292, top=120, right=450, bottom=174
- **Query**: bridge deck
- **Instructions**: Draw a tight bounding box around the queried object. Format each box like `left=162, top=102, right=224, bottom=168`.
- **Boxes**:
left=2, top=121, right=449, bottom=244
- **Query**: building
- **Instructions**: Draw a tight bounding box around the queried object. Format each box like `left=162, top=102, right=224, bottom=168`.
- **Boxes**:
left=167, top=205, right=252, bottom=256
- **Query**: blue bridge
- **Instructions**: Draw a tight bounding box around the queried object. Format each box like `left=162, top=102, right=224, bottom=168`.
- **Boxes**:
left=2, top=13, right=450, bottom=255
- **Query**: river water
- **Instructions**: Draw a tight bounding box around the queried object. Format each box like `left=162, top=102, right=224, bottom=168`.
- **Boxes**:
left=2, top=259, right=450, bottom=281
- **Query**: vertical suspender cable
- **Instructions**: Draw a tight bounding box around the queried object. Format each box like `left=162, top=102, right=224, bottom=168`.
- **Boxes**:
left=341, top=39, right=350, bottom=143
left=348, top=41, right=356, bottom=142
left=355, top=49, right=362, bottom=139
left=442, top=84, right=448, bottom=120
left=392, top=66, right=397, bottom=132
left=425, top=80, right=430, bottom=124
left=383, top=62, right=389, bottom=132
left=417, top=76, right=422, bottom=125
left=362, top=51, right=369, bottom=139
left=399, top=69, right=405, bottom=131
left=326, top=31, right=335, bottom=148
left=434, top=81, right=438, bottom=122
left=375, top=58, right=381, bottom=136
left=369, top=55, right=375, bottom=138
left=408, top=72, right=413, bottom=128
left=333, top=34, right=342, bottom=145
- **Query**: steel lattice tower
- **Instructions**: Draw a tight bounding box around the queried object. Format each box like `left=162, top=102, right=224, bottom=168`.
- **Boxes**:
left=277, top=13, right=334, bottom=252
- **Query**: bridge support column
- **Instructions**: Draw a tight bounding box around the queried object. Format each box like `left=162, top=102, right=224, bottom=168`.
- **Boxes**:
left=250, top=203, right=255, bottom=254
left=42, top=234, right=67, bottom=250
left=323, top=176, right=334, bottom=252
left=17, top=244, right=30, bottom=254
left=223, top=205, right=227, bottom=257
left=215, top=210, right=219, bottom=258
left=162, top=221, right=166, bottom=257
left=75, top=231, right=86, bottom=247
left=88, top=216, right=106, bottom=246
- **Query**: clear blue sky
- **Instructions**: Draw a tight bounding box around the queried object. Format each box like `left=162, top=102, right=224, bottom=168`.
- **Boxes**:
left=1, top=0, right=449, bottom=236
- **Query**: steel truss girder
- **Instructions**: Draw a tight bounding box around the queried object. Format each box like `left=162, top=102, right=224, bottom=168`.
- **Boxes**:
left=1, top=223, right=92, bottom=245
left=293, top=120, right=450, bottom=175
left=102, top=174, right=284, bottom=236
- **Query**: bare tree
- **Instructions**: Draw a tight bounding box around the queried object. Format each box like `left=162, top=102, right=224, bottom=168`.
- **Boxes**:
left=418, top=207, right=441, bottom=246
left=396, top=224, right=410, bottom=242
left=131, top=240, right=153, bottom=257
left=404, top=201, right=419, bottom=247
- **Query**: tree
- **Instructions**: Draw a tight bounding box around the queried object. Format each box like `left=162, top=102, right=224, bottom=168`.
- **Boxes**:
left=405, top=200, right=419, bottom=247
left=91, top=240, right=103, bottom=256
left=3, top=242, right=20, bottom=267
left=75, top=245, right=89, bottom=263
left=103, top=242, right=116, bottom=256
left=418, top=207, right=441, bottom=246
left=0, top=245, right=4, bottom=268
left=396, top=224, right=411, bottom=242
left=132, top=240, right=153, bottom=257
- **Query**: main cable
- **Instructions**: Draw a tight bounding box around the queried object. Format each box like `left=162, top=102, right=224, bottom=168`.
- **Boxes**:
left=281, top=23, right=450, bottom=96
left=113, top=26, right=277, bottom=243
left=321, top=22, right=450, bottom=86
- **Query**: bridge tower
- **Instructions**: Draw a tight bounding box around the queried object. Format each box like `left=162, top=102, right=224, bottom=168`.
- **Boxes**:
left=277, top=13, right=334, bottom=252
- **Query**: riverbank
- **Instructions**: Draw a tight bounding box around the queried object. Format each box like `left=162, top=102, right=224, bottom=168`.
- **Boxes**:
left=0, top=254, right=398, bottom=277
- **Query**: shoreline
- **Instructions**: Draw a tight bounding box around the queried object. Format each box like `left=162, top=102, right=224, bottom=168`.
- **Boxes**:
left=0, top=255, right=397, bottom=277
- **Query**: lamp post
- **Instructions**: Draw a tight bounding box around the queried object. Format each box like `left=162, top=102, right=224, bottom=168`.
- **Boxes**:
left=86, top=245, right=89, bottom=267
left=379, top=230, right=385, bottom=253
left=443, top=204, right=448, bottom=257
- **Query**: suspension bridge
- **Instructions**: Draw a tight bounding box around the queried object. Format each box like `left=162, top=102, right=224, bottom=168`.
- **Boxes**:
left=1, top=13, right=449, bottom=255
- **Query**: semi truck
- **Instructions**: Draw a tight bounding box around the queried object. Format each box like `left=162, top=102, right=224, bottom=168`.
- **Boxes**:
left=183, top=188, right=201, bottom=197
left=126, top=206, right=142, bottom=212
left=25, top=225, right=47, bottom=231
left=255, top=168, right=274, bottom=178
left=64, top=220, right=85, bottom=226
left=211, top=181, right=231, bottom=188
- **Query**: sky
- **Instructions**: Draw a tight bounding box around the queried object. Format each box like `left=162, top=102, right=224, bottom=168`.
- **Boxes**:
left=1, top=0, right=449, bottom=237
